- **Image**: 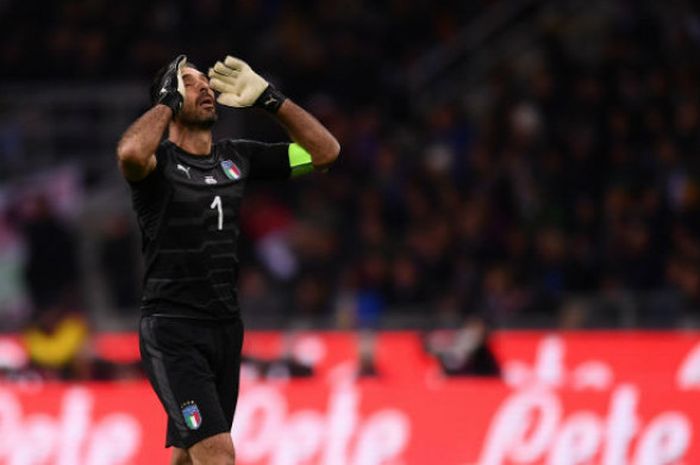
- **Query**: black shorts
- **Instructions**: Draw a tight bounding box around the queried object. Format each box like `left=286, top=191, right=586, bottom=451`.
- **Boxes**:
left=139, top=315, right=244, bottom=449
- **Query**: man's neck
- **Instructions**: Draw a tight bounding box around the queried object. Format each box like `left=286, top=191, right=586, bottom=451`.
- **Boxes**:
left=168, top=124, right=213, bottom=156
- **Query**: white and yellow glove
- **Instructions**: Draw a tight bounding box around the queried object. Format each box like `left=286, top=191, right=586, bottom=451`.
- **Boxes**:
left=208, top=56, right=286, bottom=113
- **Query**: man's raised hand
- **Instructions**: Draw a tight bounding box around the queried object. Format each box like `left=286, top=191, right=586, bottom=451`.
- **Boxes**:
left=156, top=54, right=187, bottom=115
left=208, top=56, right=285, bottom=113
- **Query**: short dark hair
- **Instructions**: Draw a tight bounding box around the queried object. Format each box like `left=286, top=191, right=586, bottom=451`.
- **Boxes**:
left=149, top=61, right=199, bottom=106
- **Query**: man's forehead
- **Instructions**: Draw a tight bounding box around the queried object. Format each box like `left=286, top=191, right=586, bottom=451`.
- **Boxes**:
left=182, top=66, right=208, bottom=81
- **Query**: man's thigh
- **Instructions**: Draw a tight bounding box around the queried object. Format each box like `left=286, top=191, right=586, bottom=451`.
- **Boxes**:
left=170, top=448, right=192, bottom=465
left=188, top=432, right=235, bottom=465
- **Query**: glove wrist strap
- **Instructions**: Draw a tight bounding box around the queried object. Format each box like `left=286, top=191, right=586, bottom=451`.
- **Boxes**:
left=157, top=92, right=183, bottom=116
left=254, top=85, right=286, bottom=113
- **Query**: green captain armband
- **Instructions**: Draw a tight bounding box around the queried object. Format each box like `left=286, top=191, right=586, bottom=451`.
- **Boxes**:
left=288, top=143, right=314, bottom=177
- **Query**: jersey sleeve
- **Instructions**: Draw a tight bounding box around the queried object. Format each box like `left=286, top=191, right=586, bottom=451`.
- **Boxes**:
left=231, top=140, right=314, bottom=180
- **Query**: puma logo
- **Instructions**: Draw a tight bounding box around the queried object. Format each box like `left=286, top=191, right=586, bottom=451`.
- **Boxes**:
left=177, top=163, right=191, bottom=179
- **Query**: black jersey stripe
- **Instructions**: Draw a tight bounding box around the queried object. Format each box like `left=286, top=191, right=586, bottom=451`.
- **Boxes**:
left=158, top=240, right=235, bottom=253
left=148, top=268, right=237, bottom=282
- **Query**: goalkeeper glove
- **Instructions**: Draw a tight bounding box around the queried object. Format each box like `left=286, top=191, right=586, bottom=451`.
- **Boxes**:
left=208, top=56, right=286, bottom=113
left=156, top=54, right=187, bottom=115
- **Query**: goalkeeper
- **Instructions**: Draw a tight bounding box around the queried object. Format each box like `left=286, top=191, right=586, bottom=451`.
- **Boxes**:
left=116, top=54, right=339, bottom=465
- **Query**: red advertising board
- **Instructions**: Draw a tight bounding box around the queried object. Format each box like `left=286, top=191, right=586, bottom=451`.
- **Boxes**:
left=0, top=331, right=698, bottom=465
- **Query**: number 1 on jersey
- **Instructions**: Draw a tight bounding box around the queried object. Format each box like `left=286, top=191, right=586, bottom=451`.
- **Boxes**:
left=210, top=195, right=223, bottom=230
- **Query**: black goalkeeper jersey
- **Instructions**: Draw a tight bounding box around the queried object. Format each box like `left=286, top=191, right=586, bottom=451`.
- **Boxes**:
left=129, top=139, right=290, bottom=320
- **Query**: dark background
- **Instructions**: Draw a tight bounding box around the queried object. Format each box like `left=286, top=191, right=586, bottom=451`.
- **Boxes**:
left=0, top=0, right=699, bottom=335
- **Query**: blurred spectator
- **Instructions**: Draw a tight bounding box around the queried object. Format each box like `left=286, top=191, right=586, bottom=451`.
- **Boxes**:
left=356, top=330, right=379, bottom=377
left=238, top=266, right=285, bottom=323
left=241, top=191, right=298, bottom=282
left=99, top=213, right=139, bottom=311
left=0, top=209, right=29, bottom=329
left=242, top=330, right=314, bottom=380
left=21, top=306, right=142, bottom=380
left=424, top=316, right=501, bottom=377
left=21, top=195, right=79, bottom=314
left=2, top=0, right=700, bottom=329
left=23, top=309, right=89, bottom=378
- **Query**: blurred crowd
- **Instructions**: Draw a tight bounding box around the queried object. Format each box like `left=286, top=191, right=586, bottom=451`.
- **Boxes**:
left=1, top=0, right=700, bottom=340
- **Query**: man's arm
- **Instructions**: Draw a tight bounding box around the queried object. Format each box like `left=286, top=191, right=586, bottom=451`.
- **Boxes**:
left=273, top=99, right=340, bottom=171
left=116, top=55, right=186, bottom=181
left=209, top=56, right=340, bottom=171
left=116, top=105, right=172, bottom=181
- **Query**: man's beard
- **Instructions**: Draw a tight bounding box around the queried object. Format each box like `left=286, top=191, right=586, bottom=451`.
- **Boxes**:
left=177, top=107, right=218, bottom=129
